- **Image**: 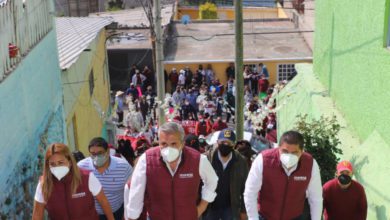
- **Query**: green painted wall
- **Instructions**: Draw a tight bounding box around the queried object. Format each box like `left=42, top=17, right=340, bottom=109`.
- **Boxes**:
left=311, top=2, right=390, bottom=218
left=278, top=63, right=390, bottom=219
left=313, top=0, right=390, bottom=146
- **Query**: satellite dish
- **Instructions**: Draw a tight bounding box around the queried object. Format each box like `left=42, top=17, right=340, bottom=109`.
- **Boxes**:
left=181, top=15, right=191, bottom=25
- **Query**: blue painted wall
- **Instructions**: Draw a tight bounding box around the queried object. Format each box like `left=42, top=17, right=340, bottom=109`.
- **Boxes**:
left=0, top=30, right=65, bottom=219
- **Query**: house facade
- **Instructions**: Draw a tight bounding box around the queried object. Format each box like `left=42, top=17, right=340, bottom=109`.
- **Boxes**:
left=56, top=17, right=113, bottom=154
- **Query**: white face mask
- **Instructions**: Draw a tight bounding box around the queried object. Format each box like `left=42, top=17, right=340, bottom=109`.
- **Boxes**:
left=161, top=146, right=180, bottom=163
left=280, top=153, right=299, bottom=169
left=50, top=166, right=70, bottom=181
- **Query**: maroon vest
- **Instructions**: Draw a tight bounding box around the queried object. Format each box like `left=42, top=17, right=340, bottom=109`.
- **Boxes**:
left=46, top=169, right=99, bottom=220
left=259, top=148, right=313, bottom=220
left=145, top=146, right=201, bottom=220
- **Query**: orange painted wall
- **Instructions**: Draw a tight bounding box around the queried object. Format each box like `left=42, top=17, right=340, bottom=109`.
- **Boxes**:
left=176, top=7, right=281, bottom=20
left=164, top=60, right=311, bottom=91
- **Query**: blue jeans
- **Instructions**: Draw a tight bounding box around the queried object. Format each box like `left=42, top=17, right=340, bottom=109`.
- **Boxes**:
left=203, top=207, right=233, bottom=220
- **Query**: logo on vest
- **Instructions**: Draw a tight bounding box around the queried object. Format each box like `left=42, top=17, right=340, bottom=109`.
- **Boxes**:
left=179, top=173, right=194, bottom=179
left=294, top=176, right=307, bottom=181
left=72, top=192, right=86, bottom=199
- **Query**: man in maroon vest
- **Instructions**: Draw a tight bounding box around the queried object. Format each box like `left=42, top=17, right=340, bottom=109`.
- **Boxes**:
left=126, top=122, right=218, bottom=220
left=244, top=130, right=323, bottom=220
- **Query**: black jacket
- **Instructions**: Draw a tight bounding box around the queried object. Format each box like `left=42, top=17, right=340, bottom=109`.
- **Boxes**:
left=206, top=149, right=249, bottom=219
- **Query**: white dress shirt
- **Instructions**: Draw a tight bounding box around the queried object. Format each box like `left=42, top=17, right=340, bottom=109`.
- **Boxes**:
left=126, top=153, right=218, bottom=219
left=244, top=154, right=323, bottom=220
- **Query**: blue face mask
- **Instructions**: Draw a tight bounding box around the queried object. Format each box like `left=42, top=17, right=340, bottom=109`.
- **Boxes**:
left=92, top=153, right=108, bottom=167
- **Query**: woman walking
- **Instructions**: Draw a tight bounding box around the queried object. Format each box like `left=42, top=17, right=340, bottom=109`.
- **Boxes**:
left=32, top=143, right=114, bottom=220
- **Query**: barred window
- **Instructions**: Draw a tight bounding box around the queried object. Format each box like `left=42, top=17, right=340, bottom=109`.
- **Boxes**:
left=277, top=64, right=296, bottom=81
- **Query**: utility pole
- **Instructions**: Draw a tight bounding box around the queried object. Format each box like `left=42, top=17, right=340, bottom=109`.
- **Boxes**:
left=154, top=0, right=166, bottom=125
left=234, top=0, right=244, bottom=140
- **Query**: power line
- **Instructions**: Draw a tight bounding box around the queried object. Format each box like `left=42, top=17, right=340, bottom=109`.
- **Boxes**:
left=174, top=29, right=314, bottom=41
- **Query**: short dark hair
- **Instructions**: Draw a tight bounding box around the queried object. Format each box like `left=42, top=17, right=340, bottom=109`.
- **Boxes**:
left=279, top=131, right=304, bottom=150
left=185, top=134, right=200, bottom=152
left=72, top=150, right=85, bottom=162
left=88, top=137, right=108, bottom=150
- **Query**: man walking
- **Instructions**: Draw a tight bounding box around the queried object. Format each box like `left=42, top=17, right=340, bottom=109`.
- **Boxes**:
left=78, top=137, right=133, bottom=220
left=126, top=122, right=218, bottom=220
left=323, top=160, right=367, bottom=220
left=204, top=129, right=249, bottom=220
left=258, top=63, right=269, bottom=80
left=244, top=131, right=322, bottom=220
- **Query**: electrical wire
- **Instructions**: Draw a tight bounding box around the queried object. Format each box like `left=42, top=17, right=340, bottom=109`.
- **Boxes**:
left=174, top=29, right=314, bottom=41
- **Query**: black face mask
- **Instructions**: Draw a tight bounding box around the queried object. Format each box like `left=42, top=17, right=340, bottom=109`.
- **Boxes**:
left=218, top=144, right=233, bottom=157
left=338, top=174, right=352, bottom=185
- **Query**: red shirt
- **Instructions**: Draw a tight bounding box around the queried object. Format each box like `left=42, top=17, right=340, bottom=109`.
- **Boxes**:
left=265, top=129, right=277, bottom=143
left=323, top=178, right=367, bottom=220
left=195, top=121, right=212, bottom=136
left=181, top=120, right=197, bottom=134
left=258, top=78, right=269, bottom=93
left=212, top=121, right=228, bottom=131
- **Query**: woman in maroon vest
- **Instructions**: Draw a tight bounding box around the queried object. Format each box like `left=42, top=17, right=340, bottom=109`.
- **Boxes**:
left=32, top=143, right=114, bottom=220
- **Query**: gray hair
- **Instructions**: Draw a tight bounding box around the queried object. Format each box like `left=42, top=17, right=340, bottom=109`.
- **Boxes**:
left=159, top=122, right=185, bottom=141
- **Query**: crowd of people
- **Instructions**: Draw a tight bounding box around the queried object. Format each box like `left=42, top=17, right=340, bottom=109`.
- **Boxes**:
left=31, top=63, right=367, bottom=220
left=114, top=63, right=278, bottom=146
left=32, top=126, right=367, bottom=220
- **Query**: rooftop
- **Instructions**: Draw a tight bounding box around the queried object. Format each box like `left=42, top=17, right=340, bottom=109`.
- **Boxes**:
left=165, top=21, right=312, bottom=63
left=89, top=5, right=174, bottom=29
left=107, top=29, right=151, bottom=50
left=56, top=17, right=113, bottom=70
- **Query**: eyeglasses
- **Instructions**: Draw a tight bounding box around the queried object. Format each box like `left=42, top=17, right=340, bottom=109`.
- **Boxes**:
left=90, top=151, right=107, bottom=157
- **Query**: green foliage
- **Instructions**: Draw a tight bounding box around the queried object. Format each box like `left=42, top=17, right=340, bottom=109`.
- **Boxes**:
left=199, top=2, right=218, bottom=19
left=295, top=115, right=342, bottom=184
left=107, top=6, right=122, bottom=11
left=108, top=0, right=123, bottom=11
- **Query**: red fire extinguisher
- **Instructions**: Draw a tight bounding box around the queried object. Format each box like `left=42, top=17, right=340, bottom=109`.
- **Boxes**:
left=8, top=43, right=19, bottom=58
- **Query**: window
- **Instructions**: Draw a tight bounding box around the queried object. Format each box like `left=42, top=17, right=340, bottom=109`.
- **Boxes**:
left=89, top=70, right=94, bottom=96
left=277, top=64, right=297, bottom=81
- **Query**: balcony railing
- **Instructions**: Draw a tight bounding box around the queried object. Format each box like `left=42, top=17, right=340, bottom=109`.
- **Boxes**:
left=0, top=0, right=53, bottom=81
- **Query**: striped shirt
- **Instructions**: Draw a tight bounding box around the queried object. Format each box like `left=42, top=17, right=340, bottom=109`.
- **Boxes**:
left=78, top=156, right=132, bottom=214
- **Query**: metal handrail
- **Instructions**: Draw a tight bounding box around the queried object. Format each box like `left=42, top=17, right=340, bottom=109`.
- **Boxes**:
left=0, top=0, right=53, bottom=82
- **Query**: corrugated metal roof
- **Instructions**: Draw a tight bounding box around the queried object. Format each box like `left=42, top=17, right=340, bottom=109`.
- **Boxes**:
left=56, top=17, right=113, bottom=70
left=89, top=5, right=173, bottom=28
